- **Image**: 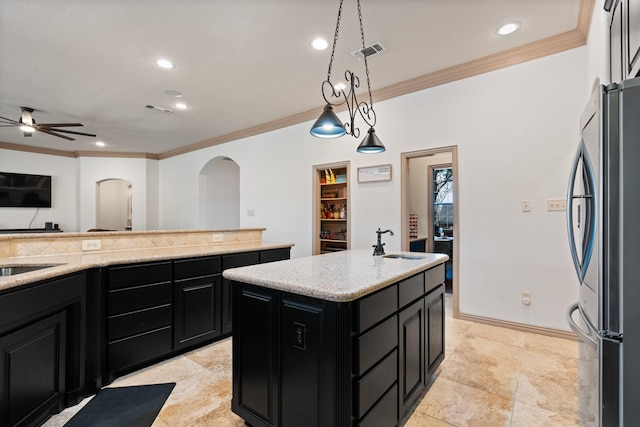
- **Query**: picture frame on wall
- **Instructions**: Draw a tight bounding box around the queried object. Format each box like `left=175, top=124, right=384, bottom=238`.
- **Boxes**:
left=357, top=164, right=392, bottom=183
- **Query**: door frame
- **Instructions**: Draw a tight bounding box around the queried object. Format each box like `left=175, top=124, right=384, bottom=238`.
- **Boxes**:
left=401, top=146, right=459, bottom=317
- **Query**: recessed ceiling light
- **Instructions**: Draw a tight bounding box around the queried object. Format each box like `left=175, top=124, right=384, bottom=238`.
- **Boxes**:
left=496, top=22, right=521, bottom=36
left=311, top=38, right=329, bottom=50
left=163, top=89, right=183, bottom=97
left=175, top=102, right=188, bottom=110
left=156, top=59, right=175, bottom=69
left=95, top=141, right=106, bottom=147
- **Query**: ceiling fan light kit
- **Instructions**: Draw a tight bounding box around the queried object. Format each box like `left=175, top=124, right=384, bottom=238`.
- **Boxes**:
left=0, top=107, right=96, bottom=141
left=310, top=0, right=385, bottom=153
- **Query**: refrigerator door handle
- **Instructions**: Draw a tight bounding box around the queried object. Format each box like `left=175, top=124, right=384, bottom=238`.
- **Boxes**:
left=567, top=303, right=598, bottom=350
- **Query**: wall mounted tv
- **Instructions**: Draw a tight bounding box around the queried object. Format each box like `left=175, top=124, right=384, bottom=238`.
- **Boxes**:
left=0, top=172, right=52, bottom=208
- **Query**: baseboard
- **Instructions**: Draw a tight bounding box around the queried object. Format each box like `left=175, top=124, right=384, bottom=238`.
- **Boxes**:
left=455, top=312, right=577, bottom=341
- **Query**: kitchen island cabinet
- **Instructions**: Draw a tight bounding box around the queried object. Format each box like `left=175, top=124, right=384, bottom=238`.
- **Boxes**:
left=224, top=250, right=448, bottom=427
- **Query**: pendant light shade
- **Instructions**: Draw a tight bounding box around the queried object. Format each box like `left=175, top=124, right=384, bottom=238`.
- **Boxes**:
left=310, top=104, right=346, bottom=138
left=357, top=127, right=385, bottom=153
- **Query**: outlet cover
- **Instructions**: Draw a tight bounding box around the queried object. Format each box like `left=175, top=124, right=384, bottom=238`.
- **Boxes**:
left=547, top=198, right=567, bottom=211
left=521, top=200, right=531, bottom=212
left=82, top=239, right=102, bottom=251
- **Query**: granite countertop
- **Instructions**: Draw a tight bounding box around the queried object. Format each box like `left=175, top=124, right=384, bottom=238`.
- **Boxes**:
left=0, top=240, right=293, bottom=292
left=222, top=249, right=448, bottom=302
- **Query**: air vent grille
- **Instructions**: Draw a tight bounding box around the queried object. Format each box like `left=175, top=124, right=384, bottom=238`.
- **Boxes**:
left=144, top=104, right=173, bottom=113
left=351, top=42, right=385, bottom=60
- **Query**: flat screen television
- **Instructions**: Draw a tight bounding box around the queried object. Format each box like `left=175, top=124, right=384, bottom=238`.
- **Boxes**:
left=0, top=172, right=52, bottom=208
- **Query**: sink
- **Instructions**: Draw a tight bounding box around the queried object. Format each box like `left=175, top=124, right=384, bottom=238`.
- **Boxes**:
left=382, top=254, right=425, bottom=260
left=0, top=264, right=63, bottom=277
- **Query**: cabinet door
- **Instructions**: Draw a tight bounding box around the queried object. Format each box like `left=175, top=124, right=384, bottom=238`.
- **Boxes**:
left=425, top=284, right=445, bottom=373
left=398, top=299, right=425, bottom=415
left=0, top=311, right=66, bottom=427
left=222, top=252, right=260, bottom=334
left=628, top=0, right=640, bottom=76
left=173, top=274, right=222, bottom=350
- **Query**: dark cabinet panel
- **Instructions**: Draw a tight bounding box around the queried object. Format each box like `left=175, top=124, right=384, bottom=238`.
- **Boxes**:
left=222, top=252, right=261, bottom=335
left=174, top=256, right=221, bottom=280
left=399, top=272, right=424, bottom=308
left=174, top=274, right=222, bottom=350
left=355, top=284, right=397, bottom=333
left=0, top=311, right=66, bottom=427
left=260, top=248, right=291, bottom=264
left=232, top=286, right=279, bottom=427
left=355, top=349, right=397, bottom=419
left=108, top=327, right=172, bottom=374
left=356, top=316, right=398, bottom=375
left=426, top=284, right=445, bottom=372
left=107, top=261, right=172, bottom=290
left=108, top=304, right=172, bottom=341
left=108, top=282, right=172, bottom=315
left=398, top=299, right=425, bottom=415
left=358, top=383, right=398, bottom=427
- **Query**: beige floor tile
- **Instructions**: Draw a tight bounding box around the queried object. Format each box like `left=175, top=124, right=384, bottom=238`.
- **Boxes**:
left=404, top=412, right=456, bottom=426
left=465, top=322, right=526, bottom=347
left=524, top=333, right=578, bottom=359
left=111, top=355, right=210, bottom=387
left=415, top=376, right=512, bottom=427
left=520, top=348, right=578, bottom=384
left=437, top=343, right=520, bottom=399
left=515, top=373, right=578, bottom=418
left=510, top=401, right=579, bottom=427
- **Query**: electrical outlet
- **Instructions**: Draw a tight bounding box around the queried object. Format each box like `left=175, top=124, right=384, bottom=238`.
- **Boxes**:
left=521, top=200, right=531, bottom=212
left=547, top=198, right=567, bottom=211
left=522, top=291, right=532, bottom=305
left=82, top=239, right=102, bottom=251
left=212, top=234, right=223, bottom=243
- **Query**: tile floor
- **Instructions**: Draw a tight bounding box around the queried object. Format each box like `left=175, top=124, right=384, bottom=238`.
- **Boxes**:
left=44, top=295, right=579, bottom=426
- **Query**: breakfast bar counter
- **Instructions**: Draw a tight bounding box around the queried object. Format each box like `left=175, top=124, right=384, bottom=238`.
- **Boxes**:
left=223, top=249, right=448, bottom=427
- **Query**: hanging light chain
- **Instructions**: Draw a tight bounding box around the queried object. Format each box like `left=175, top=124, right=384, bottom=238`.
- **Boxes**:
left=327, top=0, right=345, bottom=83
left=357, top=0, right=374, bottom=108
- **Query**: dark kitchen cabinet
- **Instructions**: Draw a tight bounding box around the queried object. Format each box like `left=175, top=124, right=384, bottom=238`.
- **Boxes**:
left=106, top=261, right=173, bottom=379
left=221, top=248, right=290, bottom=335
left=0, top=273, right=85, bottom=427
left=398, top=299, right=425, bottom=415
left=222, top=252, right=260, bottom=335
left=173, top=256, right=222, bottom=350
left=231, top=262, right=445, bottom=427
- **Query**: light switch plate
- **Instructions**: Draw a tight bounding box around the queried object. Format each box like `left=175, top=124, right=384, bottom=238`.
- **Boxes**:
left=547, top=198, right=567, bottom=211
left=521, top=200, right=531, bottom=212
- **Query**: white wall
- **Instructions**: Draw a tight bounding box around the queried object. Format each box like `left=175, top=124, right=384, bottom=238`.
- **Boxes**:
left=159, top=44, right=595, bottom=331
left=0, top=150, right=77, bottom=231
left=77, top=156, right=154, bottom=232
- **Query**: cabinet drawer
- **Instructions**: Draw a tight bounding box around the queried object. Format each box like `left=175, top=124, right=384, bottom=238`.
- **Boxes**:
left=425, top=263, right=445, bottom=294
left=174, top=256, right=221, bottom=280
left=108, top=304, right=172, bottom=342
left=108, top=326, right=172, bottom=373
left=358, top=383, right=398, bottom=427
left=222, top=251, right=260, bottom=269
left=356, top=315, right=398, bottom=375
left=356, top=349, right=397, bottom=418
left=398, top=273, right=424, bottom=308
left=355, top=284, right=398, bottom=333
left=108, top=262, right=172, bottom=290
left=108, top=282, right=172, bottom=315
left=259, top=248, right=290, bottom=263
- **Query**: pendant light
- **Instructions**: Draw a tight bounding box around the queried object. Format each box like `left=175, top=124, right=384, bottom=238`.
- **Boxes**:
left=310, top=0, right=385, bottom=153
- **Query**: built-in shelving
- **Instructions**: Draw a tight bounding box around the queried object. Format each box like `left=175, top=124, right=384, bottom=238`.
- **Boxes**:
left=314, top=162, right=350, bottom=255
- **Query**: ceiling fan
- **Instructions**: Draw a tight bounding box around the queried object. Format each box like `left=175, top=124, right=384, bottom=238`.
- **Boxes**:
left=0, top=107, right=96, bottom=141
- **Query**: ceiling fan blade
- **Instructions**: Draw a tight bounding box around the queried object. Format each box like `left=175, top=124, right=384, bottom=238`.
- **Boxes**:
left=37, top=127, right=96, bottom=137
left=0, top=116, right=19, bottom=124
left=37, top=123, right=85, bottom=128
left=36, top=128, right=75, bottom=141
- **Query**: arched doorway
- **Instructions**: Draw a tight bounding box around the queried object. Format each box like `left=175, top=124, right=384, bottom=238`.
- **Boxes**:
left=199, top=157, right=240, bottom=229
left=96, top=179, right=132, bottom=231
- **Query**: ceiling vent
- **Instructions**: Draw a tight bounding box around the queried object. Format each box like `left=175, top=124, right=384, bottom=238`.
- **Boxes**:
left=144, top=104, right=173, bottom=113
left=351, top=42, right=385, bottom=60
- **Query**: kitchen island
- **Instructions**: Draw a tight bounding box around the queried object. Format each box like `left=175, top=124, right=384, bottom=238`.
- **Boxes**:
left=223, top=249, right=448, bottom=427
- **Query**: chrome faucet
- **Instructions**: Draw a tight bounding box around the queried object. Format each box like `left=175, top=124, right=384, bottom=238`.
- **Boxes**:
left=373, top=228, right=394, bottom=256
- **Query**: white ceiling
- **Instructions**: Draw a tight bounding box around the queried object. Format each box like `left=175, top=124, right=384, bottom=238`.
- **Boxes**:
left=0, top=0, right=584, bottom=156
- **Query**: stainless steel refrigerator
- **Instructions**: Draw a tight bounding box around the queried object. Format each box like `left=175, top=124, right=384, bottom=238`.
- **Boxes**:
left=567, top=76, right=640, bottom=426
